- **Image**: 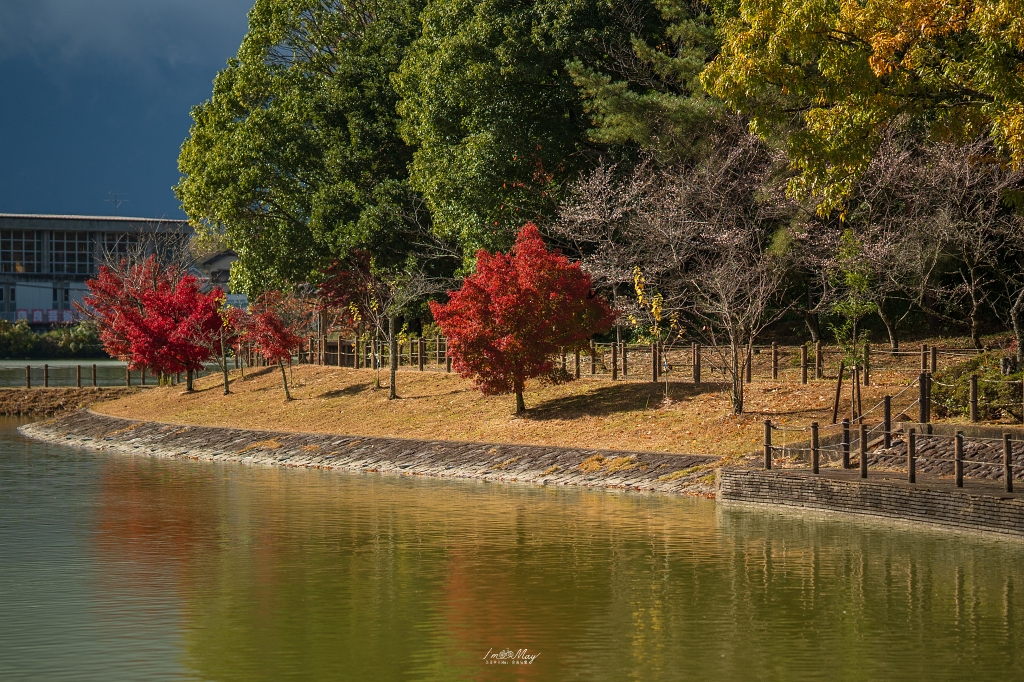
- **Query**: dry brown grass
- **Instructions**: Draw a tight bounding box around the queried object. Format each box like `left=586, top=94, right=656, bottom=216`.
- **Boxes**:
left=89, top=363, right=923, bottom=456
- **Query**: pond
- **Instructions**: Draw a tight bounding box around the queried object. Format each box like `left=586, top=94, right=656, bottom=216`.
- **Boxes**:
left=1, top=418, right=1022, bottom=681
left=0, top=360, right=221, bottom=387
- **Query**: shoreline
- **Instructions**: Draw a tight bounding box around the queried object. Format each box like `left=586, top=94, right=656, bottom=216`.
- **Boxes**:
left=20, top=410, right=724, bottom=496
left=20, top=410, right=1024, bottom=539
left=0, top=387, right=140, bottom=416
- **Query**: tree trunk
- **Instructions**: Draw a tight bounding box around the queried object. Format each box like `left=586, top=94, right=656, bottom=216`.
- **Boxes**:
left=389, top=315, right=398, bottom=400
left=515, top=389, right=525, bottom=415
left=876, top=305, right=899, bottom=352
left=279, top=360, right=292, bottom=400
left=730, top=342, right=744, bottom=414
left=1011, top=290, right=1024, bottom=366
left=220, top=329, right=230, bottom=395
left=803, top=311, right=821, bottom=344
left=186, top=370, right=194, bottom=392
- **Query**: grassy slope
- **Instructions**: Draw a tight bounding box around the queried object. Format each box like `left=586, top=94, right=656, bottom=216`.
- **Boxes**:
left=91, top=364, right=922, bottom=456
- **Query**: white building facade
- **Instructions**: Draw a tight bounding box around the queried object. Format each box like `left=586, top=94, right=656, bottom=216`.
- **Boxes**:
left=0, top=213, right=191, bottom=325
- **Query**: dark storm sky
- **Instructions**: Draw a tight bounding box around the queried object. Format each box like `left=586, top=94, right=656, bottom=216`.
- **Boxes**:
left=0, top=0, right=253, bottom=219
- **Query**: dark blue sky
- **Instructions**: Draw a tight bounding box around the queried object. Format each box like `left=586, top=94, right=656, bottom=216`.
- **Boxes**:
left=0, top=0, right=253, bottom=219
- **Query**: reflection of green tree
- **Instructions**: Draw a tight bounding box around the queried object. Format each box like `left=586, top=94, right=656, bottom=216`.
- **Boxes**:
left=93, top=459, right=1024, bottom=681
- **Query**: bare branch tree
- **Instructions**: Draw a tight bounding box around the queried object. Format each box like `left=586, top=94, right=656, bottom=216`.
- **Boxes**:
left=556, top=120, right=795, bottom=413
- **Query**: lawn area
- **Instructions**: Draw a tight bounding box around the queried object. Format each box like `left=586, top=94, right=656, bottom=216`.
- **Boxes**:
left=90, top=363, right=925, bottom=456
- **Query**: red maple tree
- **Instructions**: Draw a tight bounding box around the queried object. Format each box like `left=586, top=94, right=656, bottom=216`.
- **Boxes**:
left=83, top=256, right=222, bottom=389
left=430, top=223, right=615, bottom=413
left=243, top=291, right=306, bottom=399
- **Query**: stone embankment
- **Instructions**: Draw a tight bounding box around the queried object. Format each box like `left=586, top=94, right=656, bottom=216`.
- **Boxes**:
left=718, top=468, right=1024, bottom=538
left=0, top=388, right=139, bottom=416
left=21, top=410, right=721, bottom=495
left=868, top=423, right=1024, bottom=482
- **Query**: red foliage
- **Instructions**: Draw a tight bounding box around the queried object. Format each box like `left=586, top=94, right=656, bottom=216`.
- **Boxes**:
left=318, top=250, right=376, bottom=334
left=430, top=224, right=615, bottom=409
left=83, top=256, right=222, bottom=375
left=244, top=292, right=304, bottom=366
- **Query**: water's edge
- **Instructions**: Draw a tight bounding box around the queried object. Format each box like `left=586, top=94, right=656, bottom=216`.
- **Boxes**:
left=20, top=410, right=721, bottom=496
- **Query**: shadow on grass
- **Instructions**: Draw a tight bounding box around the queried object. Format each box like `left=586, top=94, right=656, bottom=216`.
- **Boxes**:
left=523, top=380, right=731, bottom=420
left=318, top=383, right=374, bottom=398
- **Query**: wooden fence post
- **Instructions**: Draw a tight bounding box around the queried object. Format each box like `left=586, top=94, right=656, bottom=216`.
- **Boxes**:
left=574, top=349, right=581, bottom=379
left=954, top=431, right=964, bottom=488
left=693, top=343, right=701, bottom=386
left=925, top=373, right=932, bottom=423
left=1004, top=434, right=1013, bottom=493
left=970, top=374, right=979, bottom=422
left=883, top=395, right=892, bottom=449
left=590, top=340, right=596, bottom=375
left=419, top=338, right=426, bottom=371
left=842, top=418, right=850, bottom=469
left=919, top=373, right=928, bottom=424
left=612, top=343, right=618, bottom=380
left=863, top=343, right=871, bottom=386
left=76, top=365, right=82, bottom=388
left=25, top=365, right=30, bottom=389
left=859, top=423, right=868, bottom=479
left=92, top=364, right=97, bottom=387
left=764, top=420, right=772, bottom=470
left=771, top=342, right=778, bottom=380
left=815, top=341, right=822, bottom=379
left=43, top=364, right=49, bottom=388
left=801, top=344, right=808, bottom=384
left=811, top=422, right=819, bottom=474
left=908, top=428, right=916, bottom=483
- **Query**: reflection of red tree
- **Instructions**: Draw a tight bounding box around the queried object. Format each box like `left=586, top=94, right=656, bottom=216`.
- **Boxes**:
left=91, top=458, right=223, bottom=596
left=442, top=548, right=547, bottom=681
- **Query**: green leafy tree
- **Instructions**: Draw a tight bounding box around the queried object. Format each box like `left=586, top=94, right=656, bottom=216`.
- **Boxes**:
left=177, top=0, right=424, bottom=293
left=569, top=0, right=723, bottom=161
left=394, top=0, right=637, bottom=255
left=702, top=0, right=1024, bottom=213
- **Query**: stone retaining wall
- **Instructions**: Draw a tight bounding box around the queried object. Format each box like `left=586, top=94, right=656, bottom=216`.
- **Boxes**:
left=717, top=468, right=1024, bottom=538
left=21, top=410, right=720, bottom=496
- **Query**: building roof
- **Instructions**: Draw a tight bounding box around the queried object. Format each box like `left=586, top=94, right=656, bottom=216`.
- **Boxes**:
left=0, top=213, right=191, bottom=233
left=198, top=249, right=238, bottom=271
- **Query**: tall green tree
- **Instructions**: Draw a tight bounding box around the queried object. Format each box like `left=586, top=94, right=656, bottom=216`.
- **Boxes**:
left=394, top=0, right=643, bottom=255
left=176, top=0, right=424, bottom=294
left=569, top=0, right=723, bottom=161
left=701, top=0, right=1024, bottom=213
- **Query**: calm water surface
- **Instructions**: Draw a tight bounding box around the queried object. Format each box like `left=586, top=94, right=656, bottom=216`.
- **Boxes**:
left=1, top=418, right=1023, bottom=681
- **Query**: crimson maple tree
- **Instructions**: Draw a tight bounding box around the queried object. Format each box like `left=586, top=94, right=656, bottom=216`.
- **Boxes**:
left=83, top=256, right=222, bottom=389
left=244, top=291, right=306, bottom=399
left=431, top=223, right=615, bottom=413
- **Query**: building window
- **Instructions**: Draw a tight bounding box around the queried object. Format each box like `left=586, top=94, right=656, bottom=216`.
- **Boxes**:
left=103, top=232, right=139, bottom=261
left=51, top=231, right=94, bottom=275
left=0, top=231, right=40, bottom=273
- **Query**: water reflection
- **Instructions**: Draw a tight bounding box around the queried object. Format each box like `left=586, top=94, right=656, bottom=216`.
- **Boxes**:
left=2, top=422, right=1023, bottom=681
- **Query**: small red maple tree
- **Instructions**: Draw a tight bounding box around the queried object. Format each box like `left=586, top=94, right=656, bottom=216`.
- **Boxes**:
left=243, top=291, right=306, bottom=399
left=430, top=223, right=615, bottom=413
left=83, top=256, right=222, bottom=389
